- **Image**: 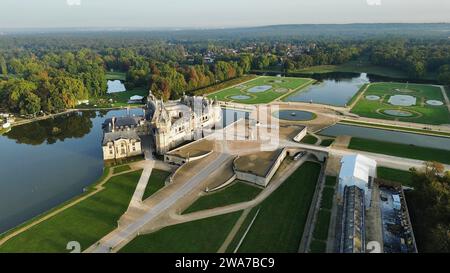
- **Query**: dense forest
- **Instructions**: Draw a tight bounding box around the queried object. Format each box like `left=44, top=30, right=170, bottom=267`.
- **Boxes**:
left=408, top=162, right=450, bottom=253
left=0, top=24, right=449, bottom=115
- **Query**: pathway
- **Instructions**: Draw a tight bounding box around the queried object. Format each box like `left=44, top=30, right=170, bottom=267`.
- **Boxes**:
left=299, top=161, right=325, bottom=252
left=127, top=135, right=155, bottom=209
left=440, top=85, right=450, bottom=113
left=217, top=208, right=251, bottom=253
left=86, top=152, right=231, bottom=253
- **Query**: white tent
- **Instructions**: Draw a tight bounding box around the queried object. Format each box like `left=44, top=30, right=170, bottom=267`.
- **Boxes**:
left=338, top=154, right=377, bottom=207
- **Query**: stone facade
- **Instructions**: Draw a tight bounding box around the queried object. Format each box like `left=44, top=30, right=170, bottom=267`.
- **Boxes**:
left=146, top=91, right=221, bottom=154
left=102, top=131, right=143, bottom=160
left=102, top=116, right=145, bottom=160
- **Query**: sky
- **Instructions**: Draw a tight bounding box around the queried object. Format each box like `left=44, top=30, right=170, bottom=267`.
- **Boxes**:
left=0, top=0, right=449, bottom=29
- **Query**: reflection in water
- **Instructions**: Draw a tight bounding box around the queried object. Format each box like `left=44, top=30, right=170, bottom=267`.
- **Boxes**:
left=0, top=109, right=143, bottom=234
left=319, top=124, right=450, bottom=151
left=284, top=73, right=370, bottom=106
left=5, top=111, right=95, bottom=145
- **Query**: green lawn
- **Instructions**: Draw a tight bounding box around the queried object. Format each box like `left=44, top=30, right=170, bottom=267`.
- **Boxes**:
left=289, top=60, right=436, bottom=80
left=119, top=211, right=242, bottom=253
left=325, top=176, right=337, bottom=187
left=320, top=187, right=335, bottom=210
left=208, top=76, right=312, bottom=104
left=339, top=120, right=450, bottom=138
left=142, top=169, right=171, bottom=200
left=300, top=134, right=318, bottom=145
left=320, top=139, right=334, bottom=147
left=351, top=82, right=450, bottom=125
left=377, top=167, right=415, bottom=187
left=106, top=87, right=148, bottom=105
left=233, top=161, right=321, bottom=253
left=183, top=181, right=262, bottom=214
left=312, top=210, right=331, bottom=241
left=0, top=170, right=142, bottom=253
left=349, top=137, right=450, bottom=164
left=105, top=71, right=126, bottom=81
left=225, top=207, right=259, bottom=253
left=193, top=75, right=257, bottom=96
left=112, top=164, right=131, bottom=174
left=309, top=240, right=327, bottom=253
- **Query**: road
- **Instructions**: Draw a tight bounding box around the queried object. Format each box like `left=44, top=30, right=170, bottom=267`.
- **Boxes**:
left=87, top=152, right=231, bottom=253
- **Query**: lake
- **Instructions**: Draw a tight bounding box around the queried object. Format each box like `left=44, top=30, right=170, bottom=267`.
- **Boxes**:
left=318, top=123, right=450, bottom=151
left=0, top=108, right=144, bottom=234
left=107, top=80, right=126, bottom=93
left=283, top=73, right=370, bottom=106
left=0, top=107, right=248, bottom=234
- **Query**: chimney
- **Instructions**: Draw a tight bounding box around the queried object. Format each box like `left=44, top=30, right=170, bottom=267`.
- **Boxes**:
left=112, top=117, right=115, bottom=132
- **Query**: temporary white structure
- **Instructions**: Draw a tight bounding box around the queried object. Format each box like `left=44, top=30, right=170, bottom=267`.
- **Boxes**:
left=338, top=154, right=377, bottom=208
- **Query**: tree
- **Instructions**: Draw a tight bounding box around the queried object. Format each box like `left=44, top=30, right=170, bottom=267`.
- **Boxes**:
left=438, top=65, right=450, bottom=85
left=19, top=91, right=41, bottom=115
left=408, top=161, right=450, bottom=252
left=0, top=54, right=7, bottom=75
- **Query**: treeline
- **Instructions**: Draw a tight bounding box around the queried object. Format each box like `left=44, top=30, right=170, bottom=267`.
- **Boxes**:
left=368, top=40, right=450, bottom=80
left=126, top=60, right=248, bottom=100
left=1, top=33, right=449, bottom=114
left=0, top=49, right=106, bottom=115
left=408, top=162, right=450, bottom=252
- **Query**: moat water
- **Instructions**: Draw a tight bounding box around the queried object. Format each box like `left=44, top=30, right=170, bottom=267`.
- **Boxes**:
left=283, top=73, right=370, bottom=106
left=0, top=108, right=144, bottom=234
left=0, top=108, right=247, bottom=234
left=319, top=124, right=450, bottom=151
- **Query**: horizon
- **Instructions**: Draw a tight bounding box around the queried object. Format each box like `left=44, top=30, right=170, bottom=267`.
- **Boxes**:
left=1, top=22, right=450, bottom=33
left=0, top=0, right=449, bottom=29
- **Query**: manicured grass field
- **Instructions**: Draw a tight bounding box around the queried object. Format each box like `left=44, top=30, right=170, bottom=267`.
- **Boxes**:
left=105, top=71, right=127, bottom=81
left=183, top=181, right=262, bottom=214
left=325, top=176, right=337, bottom=187
left=112, top=164, right=131, bottom=174
left=320, top=187, right=334, bottom=210
left=233, top=161, right=321, bottom=253
left=0, top=170, right=142, bottom=253
left=119, top=211, right=242, bottom=253
left=312, top=209, right=331, bottom=241
left=351, top=82, right=450, bottom=125
left=319, top=139, right=334, bottom=147
left=377, top=167, right=415, bottom=187
left=309, top=239, right=327, bottom=253
left=208, top=76, right=312, bottom=104
left=300, top=134, right=318, bottom=145
left=339, top=120, right=450, bottom=137
left=106, top=87, right=148, bottom=105
left=349, top=137, right=450, bottom=164
left=142, top=169, right=171, bottom=200
left=290, top=61, right=411, bottom=79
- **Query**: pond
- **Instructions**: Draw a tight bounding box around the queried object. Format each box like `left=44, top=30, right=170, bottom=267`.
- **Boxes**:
left=107, top=80, right=126, bottom=93
left=272, top=110, right=315, bottom=121
left=283, top=73, right=370, bottom=106
left=318, top=123, right=450, bottom=151
left=0, top=108, right=144, bottom=234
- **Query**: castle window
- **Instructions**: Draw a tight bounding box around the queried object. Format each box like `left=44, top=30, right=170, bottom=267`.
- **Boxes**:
left=109, top=149, right=113, bottom=154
